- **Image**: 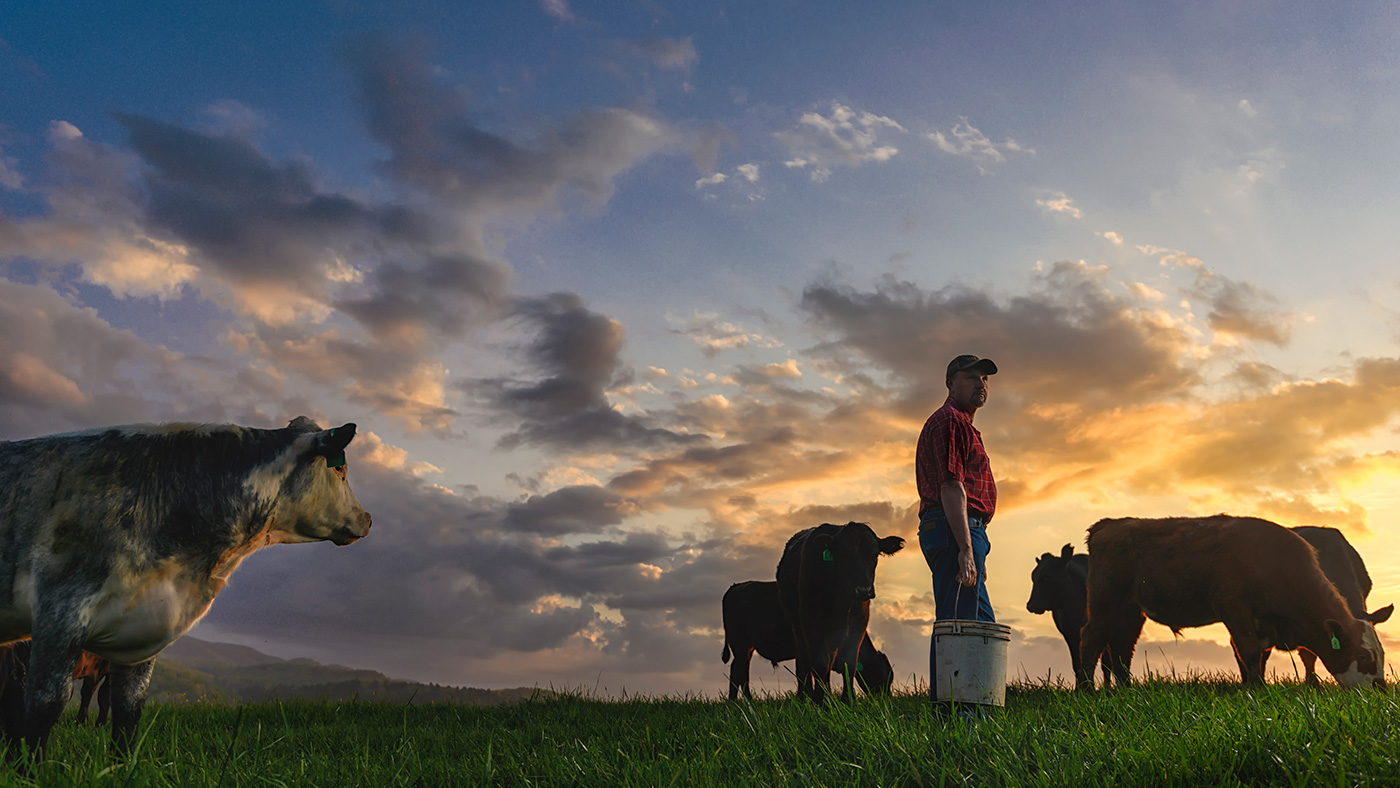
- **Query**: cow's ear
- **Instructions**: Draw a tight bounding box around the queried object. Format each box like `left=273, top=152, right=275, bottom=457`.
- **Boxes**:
left=1035, top=555, right=1043, bottom=565
left=309, top=423, right=357, bottom=468
left=1323, top=619, right=1348, bottom=650
left=878, top=536, right=905, bottom=556
left=1060, top=544, right=1074, bottom=560
left=1368, top=604, right=1395, bottom=624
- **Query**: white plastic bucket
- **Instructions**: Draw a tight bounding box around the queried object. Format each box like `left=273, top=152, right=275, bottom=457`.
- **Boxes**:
left=932, top=620, right=1012, bottom=706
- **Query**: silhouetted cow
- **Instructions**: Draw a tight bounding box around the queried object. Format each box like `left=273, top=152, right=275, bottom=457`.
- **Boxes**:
left=1026, top=544, right=1102, bottom=689
left=0, top=417, right=371, bottom=758
left=776, top=522, right=904, bottom=702
left=720, top=580, right=893, bottom=699
left=1081, top=515, right=1389, bottom=689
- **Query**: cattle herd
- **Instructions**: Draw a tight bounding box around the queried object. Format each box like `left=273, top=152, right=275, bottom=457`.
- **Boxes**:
left=0, top=418, right=1392, bottom=767
left=729, top=515, right=1392, bottom=704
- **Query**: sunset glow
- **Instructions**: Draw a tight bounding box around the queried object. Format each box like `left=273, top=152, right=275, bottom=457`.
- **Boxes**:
left=3, top=1, right=1400, bottom=695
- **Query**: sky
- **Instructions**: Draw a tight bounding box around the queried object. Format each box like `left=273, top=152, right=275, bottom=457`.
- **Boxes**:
left=3, top=0, right=1400, bottom=696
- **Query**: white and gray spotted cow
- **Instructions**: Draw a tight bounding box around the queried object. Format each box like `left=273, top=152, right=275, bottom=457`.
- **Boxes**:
left=0, top=416, right=371, bottom=758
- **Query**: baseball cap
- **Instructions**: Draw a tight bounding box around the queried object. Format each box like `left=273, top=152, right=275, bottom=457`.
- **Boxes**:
left=946, top=354, right=998, bottom=378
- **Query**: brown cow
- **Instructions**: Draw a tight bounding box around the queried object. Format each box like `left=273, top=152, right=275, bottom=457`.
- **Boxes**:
left=1080, top=515, right=1389, bottom=689
left=1264, top=527, right=1391, bottom=684
left=720, top=580, right=893, bottom=699
left=775, top=522, right=904, bottom=702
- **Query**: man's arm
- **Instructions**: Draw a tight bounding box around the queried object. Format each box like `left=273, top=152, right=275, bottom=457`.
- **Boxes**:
left=939, top=478, right=977, bottom=587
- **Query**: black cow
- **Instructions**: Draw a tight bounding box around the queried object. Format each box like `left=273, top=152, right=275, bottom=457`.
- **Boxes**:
left=775, top=522, right=904, bottom=702
left=1026, top=544, right=1103, bottom=690
left=720, top=580, right=893, bottom=699
left=0, top=417, right=371, bottom=759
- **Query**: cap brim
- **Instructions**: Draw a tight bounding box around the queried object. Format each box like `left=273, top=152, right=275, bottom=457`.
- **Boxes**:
left=967, top=358, right=998, bottom=375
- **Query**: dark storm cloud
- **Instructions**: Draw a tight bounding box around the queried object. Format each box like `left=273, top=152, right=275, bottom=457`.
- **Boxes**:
left=344, top=36, right=672, bottom=212
left=472, top=293, right=705, bottom=452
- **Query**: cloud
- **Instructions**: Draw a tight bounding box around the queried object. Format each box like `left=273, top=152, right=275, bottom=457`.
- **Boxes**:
left=695, top=172, right=726, bottom=188
left=1036, top=191, right=1082, bottom=219
left=345, top=36, right=674, bottom=215
left=928, top=117, right=1031, bottom=170
left=774, top=102, right=904, bottom=182
left=736, top=163, right=760, bottom=182
left=667, top=311, right=783, bottom=357
left=540, top=0, right=574, bottom=22
left=625, top=37, right=697, bottom=72
left=1099, top=230, right=1124, bottom=245
left=470, top=293, right=705, bottom=453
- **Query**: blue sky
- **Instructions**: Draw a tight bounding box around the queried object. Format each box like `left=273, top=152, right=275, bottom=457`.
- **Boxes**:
left=4, top=1, right=1400, bottom=694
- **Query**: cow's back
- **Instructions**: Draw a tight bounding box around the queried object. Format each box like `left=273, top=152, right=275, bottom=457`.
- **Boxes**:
left=1087, top=515, right=1327, bottom=631
left=1293, top=526, right=1371, bottom=617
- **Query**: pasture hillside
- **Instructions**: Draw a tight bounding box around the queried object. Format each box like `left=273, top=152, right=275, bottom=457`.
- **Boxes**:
left=19, top=677, right=1400, bottom=787
left=140, top=636, right=553, bottom=706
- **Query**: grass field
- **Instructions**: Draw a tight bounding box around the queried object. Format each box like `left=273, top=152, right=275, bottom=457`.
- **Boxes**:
left=5, top=676, right=1400, bottom=787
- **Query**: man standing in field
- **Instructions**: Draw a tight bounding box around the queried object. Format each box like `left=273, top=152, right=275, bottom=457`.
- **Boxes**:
left=916, top=354, right=998, bottom=705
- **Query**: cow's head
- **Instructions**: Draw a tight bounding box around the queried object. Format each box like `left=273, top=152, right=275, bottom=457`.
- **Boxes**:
left=855, top=648, right=894, bottom=696
left=811, top=522, right=904, bottom=602
left=264, top=418, right=373, bottom=546
left=1320, top=608, right=1390, bottom=688
left=1027, top=543, right=1086, bottom=615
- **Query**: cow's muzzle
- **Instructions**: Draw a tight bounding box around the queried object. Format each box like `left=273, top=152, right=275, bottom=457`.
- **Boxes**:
left=331, top=513, right=372, bottom=545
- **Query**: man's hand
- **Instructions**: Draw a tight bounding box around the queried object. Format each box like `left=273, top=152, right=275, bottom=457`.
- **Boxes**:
left=957, top=548, right=977, bottom=587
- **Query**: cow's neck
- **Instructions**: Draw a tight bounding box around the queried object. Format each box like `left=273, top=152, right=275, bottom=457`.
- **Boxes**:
left=203, top=515, right=282, bottom=595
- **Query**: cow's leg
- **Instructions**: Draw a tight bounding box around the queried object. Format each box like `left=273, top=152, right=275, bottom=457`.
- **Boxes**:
left=1229, top=637, right=1271, bottom=684
left=23, top=631, right=85, bottom=759
left=107, top=660, right=156, bottom=756
left=835, top=633, right=863, bottom=704
left=96, top=676, right=111, bottom=726
left=1099, top=609, right=1145, bottom=688
left=1221, top=617, right=1267, bottom=685
left=728, top=647, right=752, bottom=700
left=0, top=660, right=22, bottom=760
left=77, top=676, right=96, bottom=724
left=1300, top=649, right=1321, bottom=687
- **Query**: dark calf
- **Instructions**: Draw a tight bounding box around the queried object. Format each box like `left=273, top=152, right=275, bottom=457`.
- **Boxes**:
left=775, top=522, right=904, bottom=702
left=720, top=580, right=893, bottom=699
left=1026, top=543, right=1103, bottom=689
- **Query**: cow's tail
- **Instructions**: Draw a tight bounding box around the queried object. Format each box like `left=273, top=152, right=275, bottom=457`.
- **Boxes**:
left=721, top=643, right=731, bottom=664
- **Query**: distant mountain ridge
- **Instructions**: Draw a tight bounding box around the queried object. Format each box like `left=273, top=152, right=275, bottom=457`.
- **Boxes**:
left=145, top=636, right=552, bottom=706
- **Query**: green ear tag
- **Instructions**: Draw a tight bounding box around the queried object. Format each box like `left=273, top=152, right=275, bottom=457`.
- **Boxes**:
left=822, top=549, right=833, bottom=562
left=856, top=662, right=863, bottom=672
left=1331, top=635, right=1342, bottom=650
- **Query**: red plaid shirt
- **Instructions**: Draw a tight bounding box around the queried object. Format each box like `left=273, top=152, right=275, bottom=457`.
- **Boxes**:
left=916, top=397, right=997, bottom=521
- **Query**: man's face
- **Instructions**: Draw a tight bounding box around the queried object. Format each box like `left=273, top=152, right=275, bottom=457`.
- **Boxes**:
left=947, top=370, right=990, bottom=412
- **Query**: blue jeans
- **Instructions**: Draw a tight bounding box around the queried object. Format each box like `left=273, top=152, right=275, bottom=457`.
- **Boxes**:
left=919, top=509, right=995, bottom=700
